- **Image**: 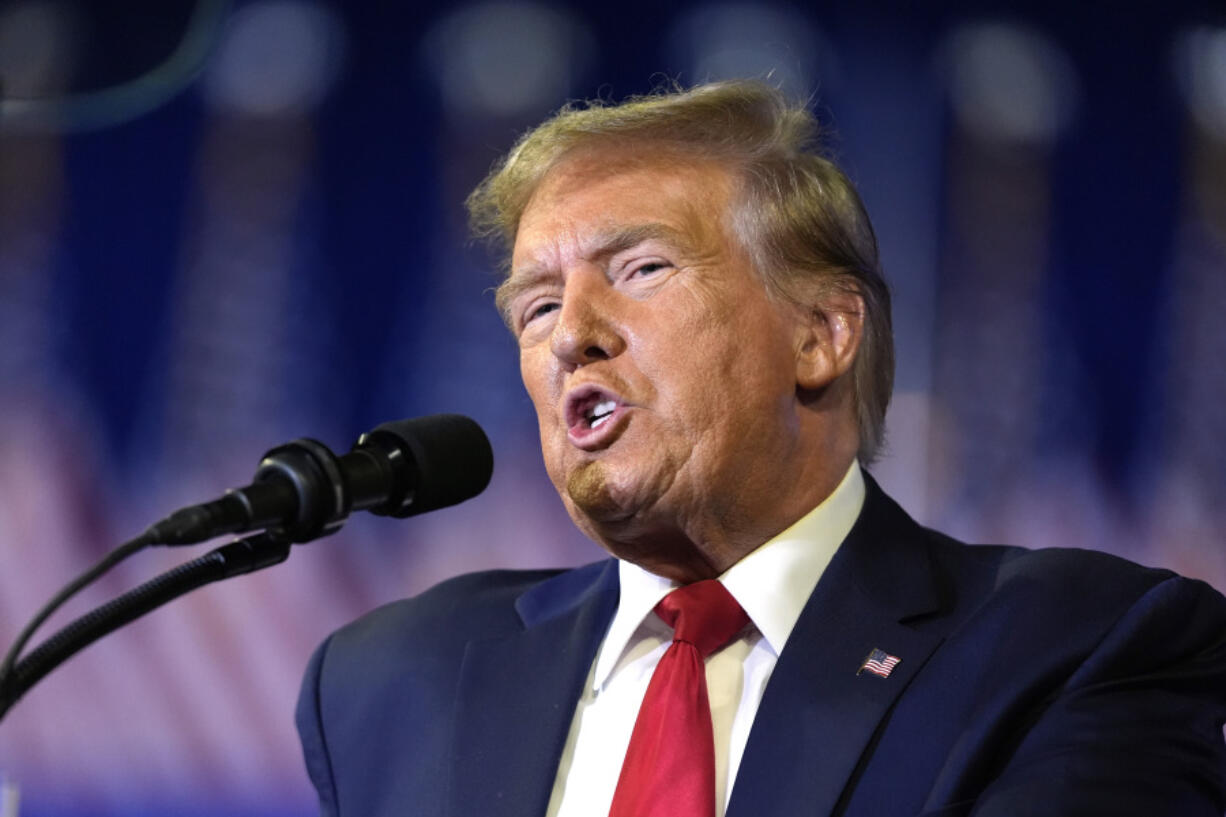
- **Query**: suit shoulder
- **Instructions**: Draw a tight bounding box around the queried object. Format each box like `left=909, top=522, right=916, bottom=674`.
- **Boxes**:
left=995, top=542, right=1175, bottom=601
left=864, top=474, right=1177, bottom=595
left=328, top=567, right=568, bottom=650
left=920, top=529, right=1226, bottom=639
left=922, top=522, right=1167, bottom=584
left=301, top=564, right=607, bottom=728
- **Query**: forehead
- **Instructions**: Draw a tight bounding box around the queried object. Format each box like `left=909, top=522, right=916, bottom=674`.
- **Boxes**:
left=510, top=148, right=735, bottom=270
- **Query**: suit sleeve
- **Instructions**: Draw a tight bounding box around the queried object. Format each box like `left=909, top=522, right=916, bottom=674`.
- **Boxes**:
left=966, top=575, right=1226, bottom=817
left=296, top=634, right=340, bottom=817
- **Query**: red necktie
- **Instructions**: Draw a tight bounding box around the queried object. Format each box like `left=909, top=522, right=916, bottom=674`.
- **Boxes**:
left=608, top=580, right=749, bottom=817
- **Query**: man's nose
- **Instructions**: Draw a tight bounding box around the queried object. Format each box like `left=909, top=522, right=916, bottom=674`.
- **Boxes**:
left=549, top=270, right=626, bottom=366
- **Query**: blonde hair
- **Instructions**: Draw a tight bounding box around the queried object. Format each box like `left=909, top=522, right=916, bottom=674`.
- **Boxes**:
left=467, top=80, right=893, bottom=463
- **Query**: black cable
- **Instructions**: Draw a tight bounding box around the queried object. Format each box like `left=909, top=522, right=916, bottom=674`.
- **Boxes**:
left=0, top=531, right=154, bottom=684
left=0, top=533, right=291, bottom=722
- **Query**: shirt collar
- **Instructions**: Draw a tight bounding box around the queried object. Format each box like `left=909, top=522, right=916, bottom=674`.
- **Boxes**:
left=592, top=461, right=866, bottom=691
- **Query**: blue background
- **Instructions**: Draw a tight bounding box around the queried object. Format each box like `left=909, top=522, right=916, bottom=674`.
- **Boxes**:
left=1, top=0, right=1224, bottom=814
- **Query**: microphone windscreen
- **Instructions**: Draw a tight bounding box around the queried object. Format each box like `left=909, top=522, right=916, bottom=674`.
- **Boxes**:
left=366, top=414, right=494, bottom=517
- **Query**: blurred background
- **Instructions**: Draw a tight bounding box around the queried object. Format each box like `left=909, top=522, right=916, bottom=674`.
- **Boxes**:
left=0, top=0, right=1223, bottom=814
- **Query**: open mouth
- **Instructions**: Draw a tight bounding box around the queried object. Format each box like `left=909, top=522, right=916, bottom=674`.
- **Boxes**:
left=565, top=386, right=626, bottom=440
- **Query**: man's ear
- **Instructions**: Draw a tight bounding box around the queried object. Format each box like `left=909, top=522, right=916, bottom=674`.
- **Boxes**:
left=794, top=289, right=864, bottom=391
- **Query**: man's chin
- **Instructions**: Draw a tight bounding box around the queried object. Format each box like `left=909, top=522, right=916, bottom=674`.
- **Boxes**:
left=564, top=461, right=639, bottom=524
left=560, top=451, right=683, bottom=536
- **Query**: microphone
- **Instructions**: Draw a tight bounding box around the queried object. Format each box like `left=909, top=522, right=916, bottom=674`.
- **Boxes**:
left=146, top=415, right=493, bottom=546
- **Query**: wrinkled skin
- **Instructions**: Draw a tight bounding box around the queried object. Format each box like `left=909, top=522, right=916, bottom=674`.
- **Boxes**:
left=504, top=147, right=862, bottom=582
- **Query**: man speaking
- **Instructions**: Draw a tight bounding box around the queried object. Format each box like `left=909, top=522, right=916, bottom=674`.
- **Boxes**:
left=295, top=81, right=1226, bottom=816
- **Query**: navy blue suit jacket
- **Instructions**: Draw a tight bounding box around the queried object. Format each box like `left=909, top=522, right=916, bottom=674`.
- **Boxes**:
left=296, top=478, right=1226, bottom=816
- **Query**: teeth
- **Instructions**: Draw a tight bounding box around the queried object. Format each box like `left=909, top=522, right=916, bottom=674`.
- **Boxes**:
left=587, top=399, right=617, bottom=429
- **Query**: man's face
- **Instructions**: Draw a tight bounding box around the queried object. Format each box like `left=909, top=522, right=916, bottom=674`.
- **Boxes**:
left=505, top=149, right=812, bottom=578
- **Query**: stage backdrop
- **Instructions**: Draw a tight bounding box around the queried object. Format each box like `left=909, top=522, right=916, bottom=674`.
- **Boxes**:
left=1, top=1, right=1223, bottom=814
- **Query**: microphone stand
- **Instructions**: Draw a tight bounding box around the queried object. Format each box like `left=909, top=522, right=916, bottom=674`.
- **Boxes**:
left=0, top=414, right=492, bottom=724
left=0, top=532, right=291, bottom=722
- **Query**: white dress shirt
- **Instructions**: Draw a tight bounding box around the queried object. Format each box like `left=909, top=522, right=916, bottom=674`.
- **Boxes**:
left=545, top=462, right=866, bottom=817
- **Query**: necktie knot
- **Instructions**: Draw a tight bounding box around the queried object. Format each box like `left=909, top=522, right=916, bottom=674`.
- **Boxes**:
left=655, top=580, right=748, bottom=659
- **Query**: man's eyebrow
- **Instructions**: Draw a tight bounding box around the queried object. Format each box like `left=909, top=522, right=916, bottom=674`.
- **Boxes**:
left=586, top=222, right=693, bottom=261
left=495, top=269, right=549, bottom=321
left=498, top=222, right=691, bottom=313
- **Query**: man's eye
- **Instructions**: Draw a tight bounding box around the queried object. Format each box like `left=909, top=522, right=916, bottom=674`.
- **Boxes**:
left=631, top=261, right=670, bottom=278
left=525, top=302, right=559, bottom=324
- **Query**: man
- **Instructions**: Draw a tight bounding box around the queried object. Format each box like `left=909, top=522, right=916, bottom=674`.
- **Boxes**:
left=296, top=81, right=1226, bottom=816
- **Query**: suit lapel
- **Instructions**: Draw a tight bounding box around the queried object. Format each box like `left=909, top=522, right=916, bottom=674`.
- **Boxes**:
left=448, top=560, right=619, bottom=817
left=728, top=478, right=949, bottom=817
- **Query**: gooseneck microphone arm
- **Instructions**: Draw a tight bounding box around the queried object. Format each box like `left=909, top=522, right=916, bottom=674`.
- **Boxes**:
left=0, top=532, right=292, bottom=721
left=0, top=414, right=493, bottom=723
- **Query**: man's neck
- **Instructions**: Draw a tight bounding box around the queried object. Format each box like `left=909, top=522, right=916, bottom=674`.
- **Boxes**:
left=597, top=455, right=863, bottom=584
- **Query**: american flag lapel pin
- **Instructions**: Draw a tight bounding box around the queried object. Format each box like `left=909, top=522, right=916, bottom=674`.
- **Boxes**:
left=858, top=648, right=901, bottom=679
